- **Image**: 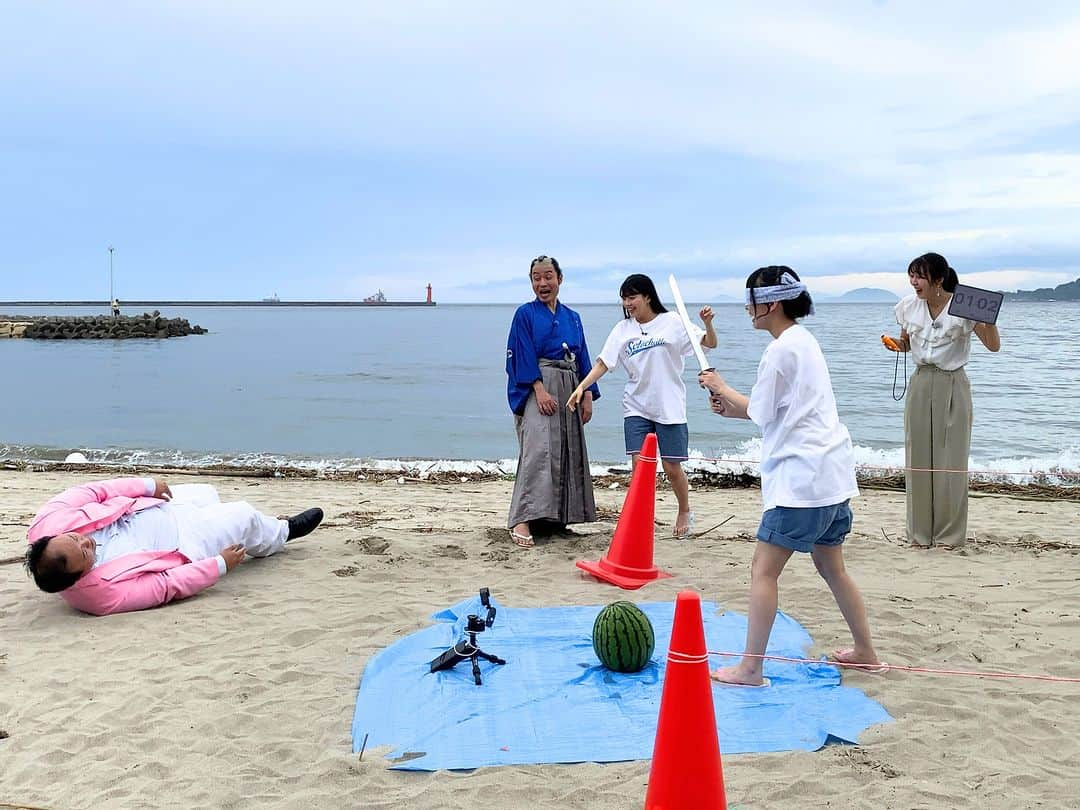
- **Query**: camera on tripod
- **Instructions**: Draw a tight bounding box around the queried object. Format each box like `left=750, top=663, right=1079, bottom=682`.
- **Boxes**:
left=429, top=587, right=506, bottom=686
left=465, top=586, right=497, bottom=633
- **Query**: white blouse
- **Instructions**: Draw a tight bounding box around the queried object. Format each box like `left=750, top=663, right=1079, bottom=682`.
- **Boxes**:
left=894, top=294, right=974, bottom=371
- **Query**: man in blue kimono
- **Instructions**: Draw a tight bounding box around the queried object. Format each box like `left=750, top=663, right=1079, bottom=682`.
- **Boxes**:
left=505, top=255, right=601, bottom=547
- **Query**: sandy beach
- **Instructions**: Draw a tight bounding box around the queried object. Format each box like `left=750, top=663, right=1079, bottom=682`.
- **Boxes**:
left=2, top=467, right=1078, bottom=809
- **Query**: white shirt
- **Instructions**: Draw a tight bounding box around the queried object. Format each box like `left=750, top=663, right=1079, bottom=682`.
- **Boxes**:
left=91, top=478, right=228, bottom=576
left=894, top=294, right=974, bottom=371
left=746, top=324, right=859, bottom=511
left=597, top=311, right=706, bottom=425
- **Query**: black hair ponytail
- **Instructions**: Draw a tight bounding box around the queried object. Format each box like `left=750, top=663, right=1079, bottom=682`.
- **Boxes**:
left=908, top=252, right=958, bottom=292
left=944, top=266, right=959, bottom=293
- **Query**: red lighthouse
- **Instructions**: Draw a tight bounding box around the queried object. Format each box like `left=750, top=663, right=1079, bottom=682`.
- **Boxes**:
left=426, top=283, right=433, bottom=304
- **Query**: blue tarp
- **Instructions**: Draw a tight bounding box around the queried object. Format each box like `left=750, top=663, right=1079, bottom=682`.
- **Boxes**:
left=351, top=596, right=891, bottom=770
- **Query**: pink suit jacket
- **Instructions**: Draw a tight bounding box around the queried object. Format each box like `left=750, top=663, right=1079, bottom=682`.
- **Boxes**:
left=27, top=477, right=221, bottom=616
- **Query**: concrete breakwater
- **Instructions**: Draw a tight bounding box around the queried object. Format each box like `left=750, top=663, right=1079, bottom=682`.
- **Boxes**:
left=0, top=311, right=207, bottom=339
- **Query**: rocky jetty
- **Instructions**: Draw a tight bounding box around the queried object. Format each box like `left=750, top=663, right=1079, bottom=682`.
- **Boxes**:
left=0, top=311, right=207, bottom=339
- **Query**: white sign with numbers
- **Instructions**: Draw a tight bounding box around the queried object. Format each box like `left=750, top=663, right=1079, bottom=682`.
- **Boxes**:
left=948, top=284, right=1003, bottom=325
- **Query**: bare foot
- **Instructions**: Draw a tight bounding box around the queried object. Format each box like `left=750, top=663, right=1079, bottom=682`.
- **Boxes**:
left=709, top=665, right=768, bottom=687
left=673, top=510, right=693, bottom=540
left=831, top=648, right=888, bottom=673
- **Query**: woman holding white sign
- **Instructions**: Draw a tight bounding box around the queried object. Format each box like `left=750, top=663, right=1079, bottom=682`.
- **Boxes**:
left=566, top=274, right=716, bottom=539
left=883, top=252, right=1001, bottom=548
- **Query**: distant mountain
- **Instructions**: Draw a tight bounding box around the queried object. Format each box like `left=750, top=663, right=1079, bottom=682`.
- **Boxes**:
left=1005, top=277, right=1080, bottom=302
left=820, top=287, right=900, bottom=303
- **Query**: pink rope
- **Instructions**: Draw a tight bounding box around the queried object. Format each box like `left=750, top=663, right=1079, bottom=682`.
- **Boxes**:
left=707, top=650, right=1080, bottom=684
left=638, top=453, right=1080, bottom=481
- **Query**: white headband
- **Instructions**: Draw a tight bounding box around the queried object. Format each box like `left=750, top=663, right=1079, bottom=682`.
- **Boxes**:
left=744, top=271, right=814, bottom=314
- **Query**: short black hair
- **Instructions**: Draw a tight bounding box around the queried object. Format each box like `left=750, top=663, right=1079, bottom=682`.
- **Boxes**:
left=619, top=273, right=669, bottom=318
left=24, top=535, right=81, bottom=593
left=529, top=255, right=563, bottom=280
left=746, top=265, right=814, bottom=320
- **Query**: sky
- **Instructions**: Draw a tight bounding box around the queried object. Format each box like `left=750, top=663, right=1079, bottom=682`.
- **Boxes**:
left=2, top=1, right=1079, bottom=304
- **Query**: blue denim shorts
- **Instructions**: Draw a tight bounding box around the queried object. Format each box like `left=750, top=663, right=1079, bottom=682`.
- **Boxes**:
left=624, top=416, right=689, bottom=461
left=757, top=501, right=853, bottom=553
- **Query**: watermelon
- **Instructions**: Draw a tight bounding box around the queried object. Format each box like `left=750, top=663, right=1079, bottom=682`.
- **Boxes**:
left=592, top=601, right=655, bottom=673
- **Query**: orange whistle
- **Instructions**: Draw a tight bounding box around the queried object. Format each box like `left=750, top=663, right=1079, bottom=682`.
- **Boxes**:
left=881, top=335, right=901, bottom=351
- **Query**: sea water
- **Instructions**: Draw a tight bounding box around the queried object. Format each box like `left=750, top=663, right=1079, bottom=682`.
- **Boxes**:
left=0, top=302, right=1076, bottom=483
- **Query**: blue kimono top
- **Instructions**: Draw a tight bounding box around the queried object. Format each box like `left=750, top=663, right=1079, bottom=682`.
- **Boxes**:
left=505, top=299, right=601, bottom=414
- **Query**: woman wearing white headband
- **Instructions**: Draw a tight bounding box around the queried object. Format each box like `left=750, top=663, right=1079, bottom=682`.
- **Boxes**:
left=699, top=266, right=882, bottom=687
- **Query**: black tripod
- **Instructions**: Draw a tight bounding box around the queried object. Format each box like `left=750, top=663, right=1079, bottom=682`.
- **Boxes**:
left=429, top=588, right=506, bottom=685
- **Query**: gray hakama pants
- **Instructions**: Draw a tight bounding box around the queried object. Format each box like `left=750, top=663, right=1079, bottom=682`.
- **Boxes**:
left=507, top=358, right=596, bottom=530
left=904, top=365, right=972, bottom=548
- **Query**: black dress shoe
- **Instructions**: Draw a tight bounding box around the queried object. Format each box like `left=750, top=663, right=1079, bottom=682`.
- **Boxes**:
left=286, top=507, right=324, bottom=540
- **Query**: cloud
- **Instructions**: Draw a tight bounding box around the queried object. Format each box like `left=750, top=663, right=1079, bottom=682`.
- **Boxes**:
left=433, top=215, right=1080, bottom=301
left=9, top=4, right=1080, bottom=160
left=961, top=269, right=1076, bottom=293
left=2, top=2, right=1079, bottom=300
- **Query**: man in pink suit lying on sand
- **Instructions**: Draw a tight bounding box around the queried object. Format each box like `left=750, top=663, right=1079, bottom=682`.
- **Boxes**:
left=24, top=476, right=323, bottom=616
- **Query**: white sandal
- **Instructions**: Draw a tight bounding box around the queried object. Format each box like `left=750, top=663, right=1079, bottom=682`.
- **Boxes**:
left=510, top=529, right=534, bottom=549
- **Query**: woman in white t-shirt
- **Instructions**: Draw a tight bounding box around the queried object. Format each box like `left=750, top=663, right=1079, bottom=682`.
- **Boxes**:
left=566, top=274, right=716, bottom=539
left=883, top=252, right=1001, bottom=548
left=699, top=266, right=882, bottom=687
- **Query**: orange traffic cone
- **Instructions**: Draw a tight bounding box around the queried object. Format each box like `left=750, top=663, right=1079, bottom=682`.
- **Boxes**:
left=644, top=590, right=727, bottom=810
left=576, top=432, right=672, bottom=589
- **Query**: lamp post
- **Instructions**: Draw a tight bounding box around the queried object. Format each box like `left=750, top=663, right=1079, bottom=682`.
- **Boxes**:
left=108, top=246, right=114, bottom=307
